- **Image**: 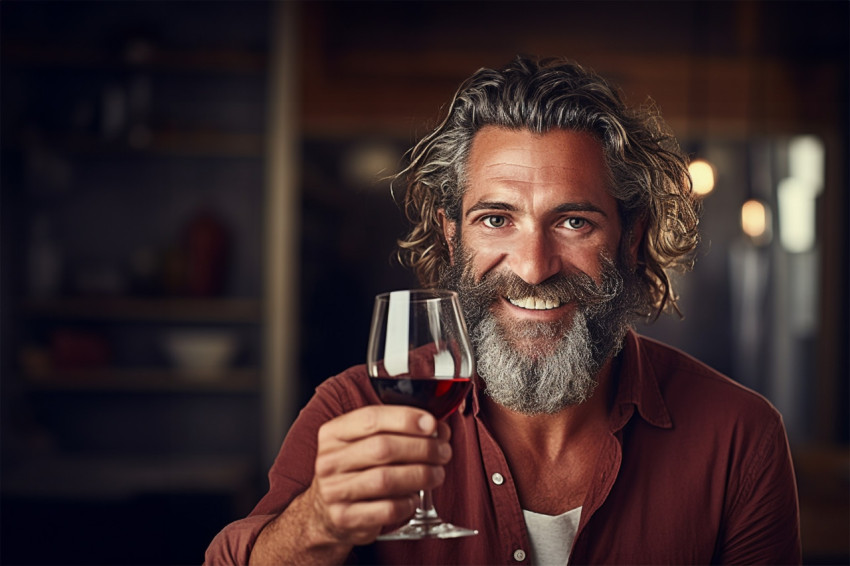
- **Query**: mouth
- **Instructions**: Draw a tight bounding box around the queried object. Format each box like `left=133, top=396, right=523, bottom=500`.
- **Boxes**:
left=506, top=296, right=564, bottom=310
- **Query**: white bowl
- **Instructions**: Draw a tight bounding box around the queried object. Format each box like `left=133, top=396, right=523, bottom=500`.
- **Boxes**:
left=163, top=330, right=238, bottom=380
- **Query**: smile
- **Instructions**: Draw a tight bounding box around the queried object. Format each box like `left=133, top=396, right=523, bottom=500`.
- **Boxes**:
left=507, top=296, right=563, bottom=310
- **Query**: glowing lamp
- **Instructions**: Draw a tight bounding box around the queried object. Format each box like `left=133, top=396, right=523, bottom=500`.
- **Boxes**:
left=688, top=159, right=715, bottom=196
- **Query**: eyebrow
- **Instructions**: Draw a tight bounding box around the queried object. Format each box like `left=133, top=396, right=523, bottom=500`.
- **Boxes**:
left=553, top=202, right=608, bottom=217
left=464, top=201, right=516, bottom=218
left=464, top=200, right=608, bottom=219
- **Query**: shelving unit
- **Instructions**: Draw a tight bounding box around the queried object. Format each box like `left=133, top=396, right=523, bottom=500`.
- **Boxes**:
left=1, top=4, right=275, bottom=563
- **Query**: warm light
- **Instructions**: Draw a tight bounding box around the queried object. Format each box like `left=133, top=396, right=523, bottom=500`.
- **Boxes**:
left=741, top=199, right=769, bottom=243
left=689, top=159, right=715, bottom=196
left=343, top=142, right=401, bottom=190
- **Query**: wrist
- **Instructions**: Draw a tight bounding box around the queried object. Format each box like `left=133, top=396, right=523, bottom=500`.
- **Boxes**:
left=249, top=490, right=352, bottom=566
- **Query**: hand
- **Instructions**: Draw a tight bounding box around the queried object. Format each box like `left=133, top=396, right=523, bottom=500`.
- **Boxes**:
left=307, top=405, right=452, bottom=545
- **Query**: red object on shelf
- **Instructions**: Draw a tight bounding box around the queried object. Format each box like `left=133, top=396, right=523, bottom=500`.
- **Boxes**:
left=184, top=211, right=229, bottom=296
left=50, top=329, right=110, bottom=369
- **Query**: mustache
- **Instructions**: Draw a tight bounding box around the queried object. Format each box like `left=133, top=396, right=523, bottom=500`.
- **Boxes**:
left=448, top=252, right=625, bottom=321
left=487, top=265, right=620, bottom=306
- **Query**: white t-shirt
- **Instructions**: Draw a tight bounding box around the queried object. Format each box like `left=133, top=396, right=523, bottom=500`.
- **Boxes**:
left=522, top=507, right=582, bottom=566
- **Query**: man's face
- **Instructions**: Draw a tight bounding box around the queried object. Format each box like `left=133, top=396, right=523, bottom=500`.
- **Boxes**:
left=439, top=127, right=640, bottom=414
left=443, top=127, right=629, bottom=352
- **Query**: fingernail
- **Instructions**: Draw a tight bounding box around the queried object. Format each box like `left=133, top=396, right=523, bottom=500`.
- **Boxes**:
left=418, top=414, right=435, bottom=433
left=439, top=443, right=451, bottom=461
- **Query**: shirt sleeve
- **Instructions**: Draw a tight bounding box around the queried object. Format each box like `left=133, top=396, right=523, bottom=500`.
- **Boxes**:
left=718, top=410, right=802, bottom=565
left=204, top=515, right=278, bottom=566
left=204, top=375, right=354, bottom=565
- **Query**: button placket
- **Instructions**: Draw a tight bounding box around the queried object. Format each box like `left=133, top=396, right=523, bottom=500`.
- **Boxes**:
left=489, top=470, right=522, bottom=561
left=478, top=419, right=529, bottom=566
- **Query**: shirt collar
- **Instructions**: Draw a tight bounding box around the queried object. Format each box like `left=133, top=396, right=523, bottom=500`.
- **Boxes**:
left=610, top=329, right=673, bottom=430
left=462, top=329, right=673, bottom=431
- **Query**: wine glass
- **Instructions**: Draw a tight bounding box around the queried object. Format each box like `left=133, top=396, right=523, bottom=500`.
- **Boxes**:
left=367, top=289, right=478, bottom=540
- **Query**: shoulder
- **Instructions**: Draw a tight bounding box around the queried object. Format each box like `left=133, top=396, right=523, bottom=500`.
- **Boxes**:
left=626, top=333, right=799, bottom=562
left=264, top=365, right=378, bottom=489
left=631, top=333, right=783, bottom=427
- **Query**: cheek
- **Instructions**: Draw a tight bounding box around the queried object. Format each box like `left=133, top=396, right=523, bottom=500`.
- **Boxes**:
left=573, top=256, right=602, bottom=285
left=461, top=235, right=506, bottom=281
left=584, top=241, right=622, bottom=283
left=553, top=235, right=618, bottom=283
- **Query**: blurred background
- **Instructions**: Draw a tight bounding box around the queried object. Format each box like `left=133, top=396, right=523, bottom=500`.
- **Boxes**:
left=1, top=1, right=847, bottom=564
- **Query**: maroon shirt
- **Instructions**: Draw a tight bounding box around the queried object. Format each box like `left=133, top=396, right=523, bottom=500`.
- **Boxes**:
left=205, top=331, right=801, bottom=565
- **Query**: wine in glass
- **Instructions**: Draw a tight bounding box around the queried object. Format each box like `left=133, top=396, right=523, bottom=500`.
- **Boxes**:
left=367, top=289, right=478, bottom=540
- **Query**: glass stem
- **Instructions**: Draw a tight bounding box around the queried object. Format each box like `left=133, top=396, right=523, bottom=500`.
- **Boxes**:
left=415, top=489, right=440, bottom=522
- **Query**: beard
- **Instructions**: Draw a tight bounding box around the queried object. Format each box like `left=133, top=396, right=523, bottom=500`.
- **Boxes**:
left=439, top=242, right=645, bottom=415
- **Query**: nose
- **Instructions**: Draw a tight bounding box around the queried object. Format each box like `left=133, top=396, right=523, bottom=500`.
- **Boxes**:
left=508, top=229, right=563, bottom=285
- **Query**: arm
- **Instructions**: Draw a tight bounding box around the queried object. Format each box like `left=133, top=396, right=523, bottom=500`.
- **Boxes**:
left=718, top=413, right=802, bottom=565
left=249, top=406, right=450, bottom=565
left=205, top=401, right=451, bottom=566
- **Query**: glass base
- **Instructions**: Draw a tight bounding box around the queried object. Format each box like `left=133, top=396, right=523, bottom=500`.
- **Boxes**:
left=376, top=517, right=478, bottom=540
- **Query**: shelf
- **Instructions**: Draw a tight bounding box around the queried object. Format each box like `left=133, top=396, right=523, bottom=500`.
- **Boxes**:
left=25, top=297, right=262, bottom=324
left=1, top=453, right=258, bottom=500
left=25, top=367, right=260, bottom=394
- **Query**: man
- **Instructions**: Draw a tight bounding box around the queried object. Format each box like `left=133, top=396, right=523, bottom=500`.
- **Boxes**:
left=205, top=56, right=800, bottom=565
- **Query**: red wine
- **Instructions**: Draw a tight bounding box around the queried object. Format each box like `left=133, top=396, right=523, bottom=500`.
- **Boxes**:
left=371, top=377, right=471, bottom=420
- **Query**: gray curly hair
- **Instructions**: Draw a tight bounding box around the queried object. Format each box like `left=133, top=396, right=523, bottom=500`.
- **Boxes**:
left=395, top=56, right=700, bottom=319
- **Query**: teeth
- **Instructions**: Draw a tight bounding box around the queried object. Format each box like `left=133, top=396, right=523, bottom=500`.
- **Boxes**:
left=508, top=296, right=562, bottom=310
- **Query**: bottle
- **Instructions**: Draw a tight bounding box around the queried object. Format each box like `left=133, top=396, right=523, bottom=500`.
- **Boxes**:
left=184, top=210, right=229, bottom=296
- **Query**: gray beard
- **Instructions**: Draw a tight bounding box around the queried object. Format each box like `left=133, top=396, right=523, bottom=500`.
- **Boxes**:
left=440, top=246, right=644, bottom=415
left=471, top=309, right=599, bottom=414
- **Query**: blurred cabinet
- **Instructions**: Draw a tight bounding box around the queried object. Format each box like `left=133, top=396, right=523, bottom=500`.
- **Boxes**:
left=0, top=3, right=271, bottom=562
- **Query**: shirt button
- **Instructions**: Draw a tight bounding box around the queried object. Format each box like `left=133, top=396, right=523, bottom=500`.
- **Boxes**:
left=513, top=549, right=527, bottom=562
left=491, top=472, right=504, bottom=485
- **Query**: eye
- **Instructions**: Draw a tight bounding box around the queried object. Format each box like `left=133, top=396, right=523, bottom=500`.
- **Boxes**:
left=563, top=217, right=588, bottom=230
left=482, top=215, right=508, bottom=228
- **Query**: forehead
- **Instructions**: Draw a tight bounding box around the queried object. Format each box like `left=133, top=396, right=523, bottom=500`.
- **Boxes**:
left=464, top=127, right=611, bottom=201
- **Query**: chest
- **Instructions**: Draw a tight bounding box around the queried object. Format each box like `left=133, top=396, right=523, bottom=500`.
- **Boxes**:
left=371, top=424, right=723, bottom=566
left=508, top=442, right=600, bottom=515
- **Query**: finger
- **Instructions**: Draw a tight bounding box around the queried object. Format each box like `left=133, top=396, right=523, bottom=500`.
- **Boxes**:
left=318, top=464, right=446, bottom=504
left=316, top=433, right=451, bottom=476
left=319, top=405, right=437, bottom=445
left=436, top=420, right=451, bottom=442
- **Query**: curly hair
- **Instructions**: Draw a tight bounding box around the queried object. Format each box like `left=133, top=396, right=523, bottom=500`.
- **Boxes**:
left=395, top=56, right=700, bottom=319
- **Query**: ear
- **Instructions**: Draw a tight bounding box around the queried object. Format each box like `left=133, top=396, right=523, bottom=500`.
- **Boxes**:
left=438, top=208, right=457, bottom=264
